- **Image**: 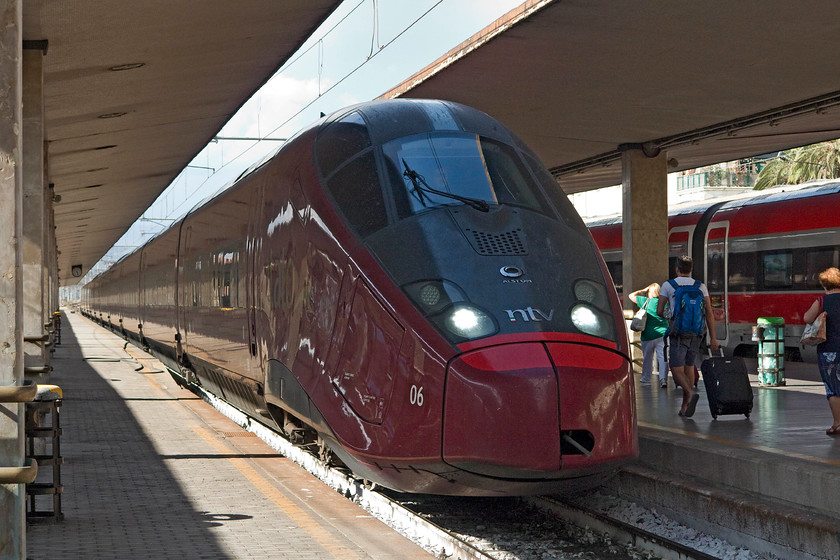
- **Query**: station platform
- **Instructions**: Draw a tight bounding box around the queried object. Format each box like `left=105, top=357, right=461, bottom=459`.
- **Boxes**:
left=609, top=353, right=840, bottom=560
left=24, top=311, right=840, bottom=559
left=25, top=311, right=433, bottom=560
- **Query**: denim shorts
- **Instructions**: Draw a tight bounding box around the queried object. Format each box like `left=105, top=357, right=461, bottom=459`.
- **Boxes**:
left=818, top=352, right=840, bottom=399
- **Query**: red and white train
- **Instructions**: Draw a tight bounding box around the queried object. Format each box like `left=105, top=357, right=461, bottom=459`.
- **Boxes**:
left=587, top=182, right=840, bottom=361
left=82, top=99, right=637, bottom=496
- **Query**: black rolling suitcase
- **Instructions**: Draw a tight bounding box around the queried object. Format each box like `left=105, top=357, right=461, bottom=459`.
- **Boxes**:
left=700, top=350, right=753, bottom=419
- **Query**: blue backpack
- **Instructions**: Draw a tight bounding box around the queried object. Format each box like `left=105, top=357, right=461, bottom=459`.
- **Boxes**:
left=668, top=279, right=705, bottom=336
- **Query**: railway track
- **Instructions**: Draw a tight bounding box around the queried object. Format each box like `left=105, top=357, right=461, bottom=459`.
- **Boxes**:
left=524, top=496, right=724, bottom=560
left=190, top=373, right=745, bottom=560
left=388, top=491, right=731, bottom=560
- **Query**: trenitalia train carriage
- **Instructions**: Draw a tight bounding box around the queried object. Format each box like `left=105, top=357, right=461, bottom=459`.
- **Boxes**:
left=588, top=182, right=840, bottom=361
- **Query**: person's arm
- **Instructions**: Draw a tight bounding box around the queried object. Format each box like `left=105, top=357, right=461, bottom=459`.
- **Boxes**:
left=803, top=298, right=823, bottom=324
left=703, top=295, right=719, bottom=351
left=626, top=289, right=643, bottom=307
left=656, top=291, right=667, bottom=316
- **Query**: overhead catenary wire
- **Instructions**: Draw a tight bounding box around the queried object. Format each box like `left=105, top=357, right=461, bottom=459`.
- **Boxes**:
left=79, top=0, right=451, bottom=282
left=161, top=0, right=446, bottom=221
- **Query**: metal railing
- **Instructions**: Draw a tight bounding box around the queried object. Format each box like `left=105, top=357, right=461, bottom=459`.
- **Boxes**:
left=0, top=381, right=39, bottom=484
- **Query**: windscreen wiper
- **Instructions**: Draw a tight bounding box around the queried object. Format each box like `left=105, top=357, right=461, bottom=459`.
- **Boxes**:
left=402, top=159, right=489, bottom=212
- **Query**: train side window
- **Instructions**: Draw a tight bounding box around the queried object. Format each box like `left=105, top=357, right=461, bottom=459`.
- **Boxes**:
left=706, top=240, right=725, bottom=292
left=728, top=252, right=757, bottom=292
left=316, top=112, right=371, bottom=178
left=667, top=236, right=688, bottom=277
left=326, top=151, right=388, bottom=238
left=480, top=139, right=549, bottom=214
left=762, top=251, right=792, bottom=289
left=804, top=247, right=836, bottom=289
left=521, top=152, right=588, bottom=227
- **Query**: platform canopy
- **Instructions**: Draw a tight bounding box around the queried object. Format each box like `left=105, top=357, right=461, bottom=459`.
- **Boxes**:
left=24, top=0, right=840, bottom=285
left=382, top=0, right=840, bottom=194
left=22, top=0, right=342, bottom=284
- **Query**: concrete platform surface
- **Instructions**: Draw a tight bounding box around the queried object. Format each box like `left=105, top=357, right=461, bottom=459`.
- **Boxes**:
left=611, top=355, right=840, bottom=560
left=25, top=312, right=433, bottom=560
left=25, top=310, right=840, bottom=559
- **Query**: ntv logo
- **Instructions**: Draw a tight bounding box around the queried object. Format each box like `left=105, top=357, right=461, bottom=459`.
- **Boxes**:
left=505, top=307, right=554, bottom=323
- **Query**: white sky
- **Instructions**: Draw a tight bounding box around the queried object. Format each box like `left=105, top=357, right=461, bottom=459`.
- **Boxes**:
left=106, top=0, right=527, bottom=263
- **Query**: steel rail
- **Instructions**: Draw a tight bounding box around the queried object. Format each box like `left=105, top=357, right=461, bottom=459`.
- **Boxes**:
left=525, top=495, right=723, bottom=560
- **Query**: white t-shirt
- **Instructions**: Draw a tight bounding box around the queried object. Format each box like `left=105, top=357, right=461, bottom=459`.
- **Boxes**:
left=659, top=276, right=709, bottom=318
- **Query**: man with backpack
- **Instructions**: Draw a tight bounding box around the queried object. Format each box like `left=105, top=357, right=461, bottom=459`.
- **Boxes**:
left=657, top=255, right=719, bottom=417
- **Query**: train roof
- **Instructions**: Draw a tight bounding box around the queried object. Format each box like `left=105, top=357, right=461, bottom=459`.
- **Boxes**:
left=716, top=180, right=840, bottom=211
left=83, top=99, right=520, bottom=287
left=321, top=98, right=520, bottom=147
left=191, top=99, right=518, bottom=219
left=584, top=180, right=840, bottom=228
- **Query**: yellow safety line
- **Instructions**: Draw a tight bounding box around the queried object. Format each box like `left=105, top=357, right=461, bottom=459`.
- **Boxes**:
left=190, top=425, right=361, bottom=560
left=144, top=372, right=164, bottom=392
left=639, top=421, right=840, bottom=467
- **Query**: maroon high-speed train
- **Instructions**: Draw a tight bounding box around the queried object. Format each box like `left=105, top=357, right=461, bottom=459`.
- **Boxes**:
left=82, top=99, right=637, bottom=496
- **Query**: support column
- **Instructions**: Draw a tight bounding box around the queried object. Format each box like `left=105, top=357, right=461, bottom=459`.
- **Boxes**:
left=45, top=185, right=57, bottom=340
left=620, top=145, right=669, bottom=309
left=0, top=1, right=28, bottom=558
left=23, top=48, right=47, bottom=375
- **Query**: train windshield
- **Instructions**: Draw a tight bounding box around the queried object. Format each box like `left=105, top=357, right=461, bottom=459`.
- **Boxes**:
left=383, top=133, right=549, bottom=219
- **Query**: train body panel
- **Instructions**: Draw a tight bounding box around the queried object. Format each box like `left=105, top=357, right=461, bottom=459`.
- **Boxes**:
left=85, top=248, right=142, bottom=339
left=589, top=182, right=840, bottom=360
left=83, top=99, right=636, bottom=495
left=138, top=223, right=181, bottom=367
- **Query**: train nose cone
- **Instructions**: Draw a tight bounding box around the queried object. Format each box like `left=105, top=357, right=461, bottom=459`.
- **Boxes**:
left=443, top=343, right=560, bottom=476
left=544, top=341, right=636, bottom=469
left=443, top=341, right=636, bottom=479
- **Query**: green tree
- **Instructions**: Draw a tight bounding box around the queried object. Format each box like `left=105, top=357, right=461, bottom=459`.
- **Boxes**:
left=754, top=140, right=840, bottom=190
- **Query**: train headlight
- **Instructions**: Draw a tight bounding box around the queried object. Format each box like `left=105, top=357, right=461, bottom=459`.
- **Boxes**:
left=419, top=284, right=441, bottom=307
left=439, top=303, right=497, bottom=340
left=404, top=280, right=497, bottom=342
left=403, top=280, right=466, bottom=315
left=574, top=279, right=609, bottom=310
left=570, top=303, right=612, bottom=338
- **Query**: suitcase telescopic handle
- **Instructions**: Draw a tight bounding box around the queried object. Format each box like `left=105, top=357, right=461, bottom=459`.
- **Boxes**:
left=707, top=347, right=725, bottom=358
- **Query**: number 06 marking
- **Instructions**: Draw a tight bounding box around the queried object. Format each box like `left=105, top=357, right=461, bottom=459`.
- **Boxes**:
left=409, top=385, right=424, bottom=407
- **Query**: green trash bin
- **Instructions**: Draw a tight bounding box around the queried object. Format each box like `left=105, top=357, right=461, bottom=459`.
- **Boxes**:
left=755, top=317, right=785, bottom=386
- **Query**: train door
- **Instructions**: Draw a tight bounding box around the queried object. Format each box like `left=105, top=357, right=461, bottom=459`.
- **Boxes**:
left=138, top=247, right=146, bottom=341
left=705, top=223, right=729, bottom=343
left=177, top=224, right=192, bottom=364
left=246, top=187, right=261, bottom=366
left=332, top=281, right=404, bottom=424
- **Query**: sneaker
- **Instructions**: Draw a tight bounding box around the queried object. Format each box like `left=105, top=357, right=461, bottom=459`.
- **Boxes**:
left=640, top=379, right=651, bottom=385
left=660, top=379, right=667, bottom=388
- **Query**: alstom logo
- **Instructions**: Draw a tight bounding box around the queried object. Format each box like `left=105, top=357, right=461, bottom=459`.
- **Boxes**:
left=505, top=307, right=554, bottom=323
